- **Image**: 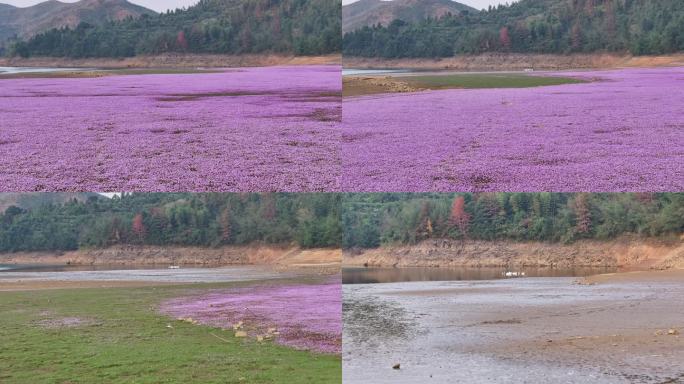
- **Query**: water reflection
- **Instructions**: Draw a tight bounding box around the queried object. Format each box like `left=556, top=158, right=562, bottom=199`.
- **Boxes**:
left=0, top=67, right=92, bottom=75
left=342, top=266, right=619, bottom=284
left=0, top=264, right=176, bottom=273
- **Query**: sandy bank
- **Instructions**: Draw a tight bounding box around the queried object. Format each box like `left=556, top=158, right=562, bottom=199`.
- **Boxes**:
left=0, top=245, right=341, bottom=269
left=582, top=268, right=684, bottom=285
left=344, top=237, right=684, bottom=269
left=343, top=53, right=684, bottom=71
left=0, top=53, right=341, bottom=68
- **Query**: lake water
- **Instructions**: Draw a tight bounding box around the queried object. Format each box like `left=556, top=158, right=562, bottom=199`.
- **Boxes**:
left=342, top=68, right=411, bottom=76
left=0, top=66, right=89, bottom=75
left=342, top=266, right=619, bottom=284
left=0, top=265, right=294, bottom=283
left=0, top=264, right=164, bottom=272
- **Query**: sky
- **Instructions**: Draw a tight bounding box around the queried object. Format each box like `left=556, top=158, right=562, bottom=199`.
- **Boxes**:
left=342, top=0, right=515, bottom=9
left=0, top=0, right=200, bottom=12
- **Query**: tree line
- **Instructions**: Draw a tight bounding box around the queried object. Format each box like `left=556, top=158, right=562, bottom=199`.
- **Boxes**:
left=343, top=0, right=684, bottom=58
left=0, top=193, right=341, bottom=253
left=2, top=193, right=682, bottom=253
left=342, top=193, right=684, bottom=248
left=10, top=0, right=341, bottom=58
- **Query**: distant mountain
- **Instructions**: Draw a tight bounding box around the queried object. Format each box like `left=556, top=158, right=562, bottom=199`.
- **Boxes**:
left=343, top=0, right=684, bottom=57
left=0, top=193, right=102, bottom=213
left=343, top=0, right=477, bottom=34
left=0, top=0, right=156, bottom=50
left=11, top=0, right=341, bottom=58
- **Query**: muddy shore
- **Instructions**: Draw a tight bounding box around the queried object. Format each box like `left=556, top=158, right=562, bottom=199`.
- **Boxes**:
left=0, top=53, right=341, bottom=68
left=343, top=270, right=684, bottom=383
left=343, top=53, right=684, bottom=71
left=344, top=237, right=684, bottom=270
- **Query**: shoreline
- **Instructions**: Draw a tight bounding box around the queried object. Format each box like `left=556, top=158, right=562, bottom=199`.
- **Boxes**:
left=0, top=245, right=342, bottom=270
left=0, top=53, right=342, bottom=68
left=343, top=237, right=684, bottom=270
left=343, top=52, right=684, bottom=71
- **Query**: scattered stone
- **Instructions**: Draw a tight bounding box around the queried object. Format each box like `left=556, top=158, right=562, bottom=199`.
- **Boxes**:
left=392, top=363, right=401, bottom=370
left=235, top=331, right=247, bottom=338
left=36, top=317, right=97, bottom=329
left=667, top=329, right=679, bottom=335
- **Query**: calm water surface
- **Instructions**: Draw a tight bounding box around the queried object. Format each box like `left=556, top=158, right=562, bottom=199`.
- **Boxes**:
left=0, top=67, right=91, bottom=75
left=343, top=266, right=619, bottom=284
left=342, top=68, right=411, bottom=76
left=0, top=264, right=176, bottom=272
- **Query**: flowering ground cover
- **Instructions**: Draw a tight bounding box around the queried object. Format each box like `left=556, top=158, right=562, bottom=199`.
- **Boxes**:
left=342, top=67, right=684, bottom=191
left=0, top=65, right=341, bottom=191
left=160, top=277, right=342, bottom=354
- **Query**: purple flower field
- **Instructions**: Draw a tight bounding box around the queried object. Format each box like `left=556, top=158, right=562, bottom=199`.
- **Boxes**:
left=0, top=66, right=341, bottom=191
left=160, top=277, right=342, bottom=354
left=342, top=67, right=684, bottom=191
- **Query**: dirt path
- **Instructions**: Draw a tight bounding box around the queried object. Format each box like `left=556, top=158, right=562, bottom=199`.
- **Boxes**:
left=343, top=274, right=684, bottom=383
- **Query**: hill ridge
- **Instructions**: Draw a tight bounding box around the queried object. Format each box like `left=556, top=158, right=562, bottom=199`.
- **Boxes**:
left=343, top=0, right=478, bottom=34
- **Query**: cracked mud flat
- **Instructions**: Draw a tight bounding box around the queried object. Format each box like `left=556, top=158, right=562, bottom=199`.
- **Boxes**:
left=343, top=277, right=684, bottom=383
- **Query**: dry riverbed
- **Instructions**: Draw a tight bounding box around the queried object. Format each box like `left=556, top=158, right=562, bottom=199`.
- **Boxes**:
left=343, top=270, right=684, bottom=383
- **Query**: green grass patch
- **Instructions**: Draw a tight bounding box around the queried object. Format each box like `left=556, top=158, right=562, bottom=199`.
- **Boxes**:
left=0, top=283, right=340, bottom=384
left=404, top=73, right=585, bottom=89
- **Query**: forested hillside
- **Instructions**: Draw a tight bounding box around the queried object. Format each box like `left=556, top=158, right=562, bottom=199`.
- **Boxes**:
left=0, top=0, right=155, bottom=55
left=10, top=0, right=341, bottom=58
left=342, top=193, right=684, bottom=248
left=0, top=193, right=341, bottom=253
left=343, top=0, right=684, bottom=58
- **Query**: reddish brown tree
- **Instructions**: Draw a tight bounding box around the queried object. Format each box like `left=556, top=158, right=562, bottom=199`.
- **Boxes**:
left=132, top=213, right=146, bottom=243
left=449, top=196, right=471, bottom=236
left=499, top=27, right=511, bottom=50
left=176, top=31, right=188, bottom=51
left=417, top=201, right=433, bottom=239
